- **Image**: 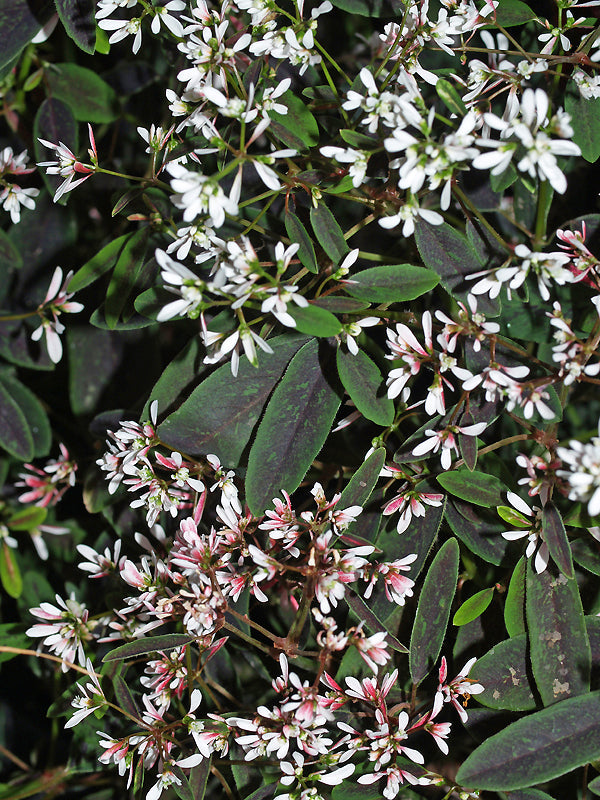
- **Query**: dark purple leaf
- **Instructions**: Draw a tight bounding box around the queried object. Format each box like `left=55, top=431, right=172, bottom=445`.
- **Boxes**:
left=542, top=502, right=574, bottom=578
left=409, top=537, right=459, bottom=685
left=55, top=0, right=95, bottom=53
left=103, top=634, right=195, bottom=661
left=526, top=562, right=590, bottom=705
left=246, top=339, right=342, bottom=515
left=456, top=691, right=600, bottom=790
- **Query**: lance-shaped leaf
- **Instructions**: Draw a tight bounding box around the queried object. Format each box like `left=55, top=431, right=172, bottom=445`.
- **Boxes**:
left=336, top=347, right=394, bottom=426
left=572, top=536, right=600, bottom=575
left=55, top=0, right=96, bottom=54
left=104, top=229, right=150, bottom=328
left=7, top=506, right=47, bottom=531
left=69, top=234, right=130, bottom=292
left=345, top=590, right=408, bottom=653
left=456, top=690, right=600, bottom=790
left=313, top=297, right=370, bottom=313
left=310, top=204, right=349, bottom=264
left=504, top=556, right=526, bottom=637
left=542, top=502, right=573, bottom=578
left=445, top=499, right=509, bottom=566
left=285, top=211, right=318, bottom=273
left=409, top=537, right=459, bottom=685
left=103, top=634, right=195, bottom=661
left=68, top=327, right=122, bottom=416
left=437, top=469, right=508, bottom=507
left=344, top=264, right=439, bottom=303
left=246, top=339, right=342, bottom=515
left=566, top=92, right=600, bottom=163
left=143, top=336, right=205, bottom=419
left=470, top=633, right=536, bottom=712
left=338, top=447, right=385, bottom=513
left=0, top=374, right=51, bottom=458
left=0, top=542, right=22, bottom=598
left=159, top=334, right=308, bottom=467
left=0, top=380, right=34, bottom=461
left=589, top=775, right=600, bottom=797
left=0, top=230, right=22, bottom=306
left=453, top=587, right=494, bottom=626
left=526, top=562, right=590, bottom=705
left=435, top=78, right=467, bottom=117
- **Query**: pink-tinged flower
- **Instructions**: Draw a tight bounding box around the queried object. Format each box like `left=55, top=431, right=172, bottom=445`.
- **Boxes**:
left=364, top=554, right=418, bottom=605
left=358, top=764, right=427, bottom=799
left=38, top=124, right=97, bottom=202
left=31, top=268, right=84, bottom=363
left=434, top=656, right=484, bottom=722
left=382, top=483, right=443, bottom=534
left=17, top=443, right=77, bottom=506
left=352, top=629, right=391, bottom=672
left=412, top=422, right=487, bottom=470
left=344, top=669, right=398, bottom=707
left=27, top=593, right=93, bottom=671
left=77, top=540, right=124, bottom=577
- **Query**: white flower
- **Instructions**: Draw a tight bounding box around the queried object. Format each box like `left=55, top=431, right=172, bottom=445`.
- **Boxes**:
left=98, top=16, right=143, bottom=53
left=558, top=419, right=600, bottom=517
left=31, top=267, right=84, bottom=363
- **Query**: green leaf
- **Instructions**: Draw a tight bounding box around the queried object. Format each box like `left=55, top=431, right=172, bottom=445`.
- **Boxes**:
left=0, top=380, right=34, bottom=461
left=566, top=92, right=600, bottom=163
left=0, top=543, right=22, bottom=598
left=285, top=212, right=318, bottom=273
left=445, top=499, right=509, bottom=565
left=68, top=234, right=131, bottom=292
left=415, top=221, right=498, bottom=314
left=572, top=536, right=600, bottom=575
left=497, top=505, right=530, bottom=527
left=328, top=0, right=398, bottom=16
left=46, top=63, right=118, bottom=123
left=485, top=0, right=537, bottom=26
left=338, top=447, right=386, bottom=515
left=589, top=775, right=600, bottom=797
left=344, top=264, right=439, bottom=303
left=0, top=374, right=51, bottom=458
left=453, top=587, right=494, bottom=626
left=0, top=623, right=31, bottom=663
left=437, top=469, right=508, bottom=507
left=470, top=633, right=536, bottom=712
left=526, top=562, right=590, bottom=705
left=456, top=691, right=600, bottom=790
left=0, top=0, right=54, bottom=71
left=269, top=91, right=319, bottom=150
left=336, top=347, right=394, bottom=426
left=310, top=204, right=349, bottom=264
left=288, top=304, right=342, bottom=337
left=542, top=502, right=574, bottom=578
left=246, top=339, right=342, bottom=516
left=159, top=334, right=308, bottom=468
left=34, top=98, right=78, bottom=201
left=0, top=229, right=22, bottom=307
left=7, top=506, right=47, bottom=531
left=55, top=0, right=96, bottom=53
left=312, top=296, right=370, bottom=313
left=104, top=230, right=150, bottom=328
left=409, top=538, right=459, bottom=685
left=345, top=590, right=408, bottom=653
left=339, top=129, right=376, bottom=149
left=103, top=634, right=196, bottom=662
left=143, top=336, right=205, bottom=419
left=435, top=78, right=467, bottom=117
left=504, top=556, right=526, bottom=637
left=67, top=327, right=122, bottom=416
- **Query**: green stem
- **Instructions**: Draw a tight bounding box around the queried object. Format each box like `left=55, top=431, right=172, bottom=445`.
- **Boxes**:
left=534, top=179, right=552, bottom=246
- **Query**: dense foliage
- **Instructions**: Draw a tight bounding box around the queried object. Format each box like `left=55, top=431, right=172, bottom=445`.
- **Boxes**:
left=2, top=0, right=600, bottom=798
